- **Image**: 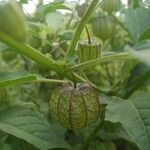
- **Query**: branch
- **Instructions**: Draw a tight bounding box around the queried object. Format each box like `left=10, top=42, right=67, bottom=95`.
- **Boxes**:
left=67, top=52, right=136, bottom=71
left=66, top=0, right=100, bottom=58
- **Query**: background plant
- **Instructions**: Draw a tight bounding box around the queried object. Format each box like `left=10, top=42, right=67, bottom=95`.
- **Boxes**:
left=0, top=0, right=150, bottom=150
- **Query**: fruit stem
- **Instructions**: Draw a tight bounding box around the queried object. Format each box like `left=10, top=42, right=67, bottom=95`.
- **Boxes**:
left=72, top=71, right=77, bottom=89
left=74, top=81, right=77, bottom=89
left=85, top=25, right=91, bottom=44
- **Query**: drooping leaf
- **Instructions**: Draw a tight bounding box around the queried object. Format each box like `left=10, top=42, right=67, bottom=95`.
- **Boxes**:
left=0, top=103, right=69, bottom=150
left=123, top=7, right=150, bottom=42
left=104, top=92, right=150, bottom=150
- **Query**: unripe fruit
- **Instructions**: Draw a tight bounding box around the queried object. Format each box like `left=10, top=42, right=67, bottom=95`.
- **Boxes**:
left=50, top=82, right=100, bottom=132
left=0, top=0, right=28, bottom=41
left=78, top=40, right=101, bottom=63
left=101, top=0, right=121, bottom=14
left=92, top=15, right=114, bottom=41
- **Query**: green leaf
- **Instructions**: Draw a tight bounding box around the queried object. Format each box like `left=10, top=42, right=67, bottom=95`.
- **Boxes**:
left=52, top=0, right=65, bottom=4
left=0, top=71, right=36, bottom=88
left=139, top=28, right=150, bottom=42
left=120, top=43, right=150, bottom=98
left=119, top=63, right=150, bottom=98
left=132, top=41, right=150, bottom=67
left=100, top=121, right=137, bottom=143
left=105, top=92, right=150, bottom=150
left=18, top=0, right=28, bottom=4
left=0, top=42, right=8, bottom=51
left=120, top=60, right=138, bottom=82
left=134, top=40, right=150, bottom=51
left=132, top=0, right=141, bottom=8
left=43, top=3, right=72, bottom=15
left=0, top=143, right=11, bottom=150
left=125, top=43, right=150, bottom=67
left=124, top=7, right=150, bottom=42
left=46, top=11, right=64, bottom=32
left=0, top=103, right=69, bottom=150
left=131, top=49, right=150, bottom=67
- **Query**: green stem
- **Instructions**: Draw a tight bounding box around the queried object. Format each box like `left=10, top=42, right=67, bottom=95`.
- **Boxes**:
left=85, top=25, right=91, bottom=44
left=66, top=0, right=99, bottom=58
left=67, top=52, right=136, bottom=71
left=34, top=78, right=68, bottom=84
left=81, top=119, right=104, bottom=150
left=0, top=32, right=86, bottom=83
left=0, top=32, right=63, bottom=73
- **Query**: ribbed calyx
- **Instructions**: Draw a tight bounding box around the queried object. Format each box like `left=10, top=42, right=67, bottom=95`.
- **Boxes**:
left=50, top=82, right=100, bottom=132
left=78, top=40, right=101, bottom=63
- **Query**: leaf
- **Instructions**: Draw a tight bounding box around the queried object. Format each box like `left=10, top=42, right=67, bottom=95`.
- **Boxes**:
left=46, top=11, right=64, bottom=32
left=133, top=40, right=150, bottom=67
left=0, top=103, right=69, bottom=150
left=0, top=42, right=8, bottom=51
left=119, top=63, right=150, bottom=98
left=120, top=60, right=138, bottom=82
left=123, top=7, right=150, bottom=42
left=132, top=0, right=141, bottom=8
left=134, top=40, right=150, bottom=51
left=52, top=0, right=65, bottom=4
left=19, top=0, right=28, bottom=4
left=0, top=143, right=11, bottom=150
left=131, top=49, right=150, bottom=67
left=43, top=3, right=72, bottom=15
left=101, top=121, right=137, bottom=143
left=105, top=92, right=150, bottom=150
left=126, top=42, right=150, bottom=67
left=0, top=71, right=36, bottom=88
left=139, top=28, right=150, bottom=42
left=120, top=43, right=150, bottom=98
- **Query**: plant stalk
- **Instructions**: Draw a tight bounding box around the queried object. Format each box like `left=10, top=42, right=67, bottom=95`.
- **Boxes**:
left=66, top=0, right=99, bottom=58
